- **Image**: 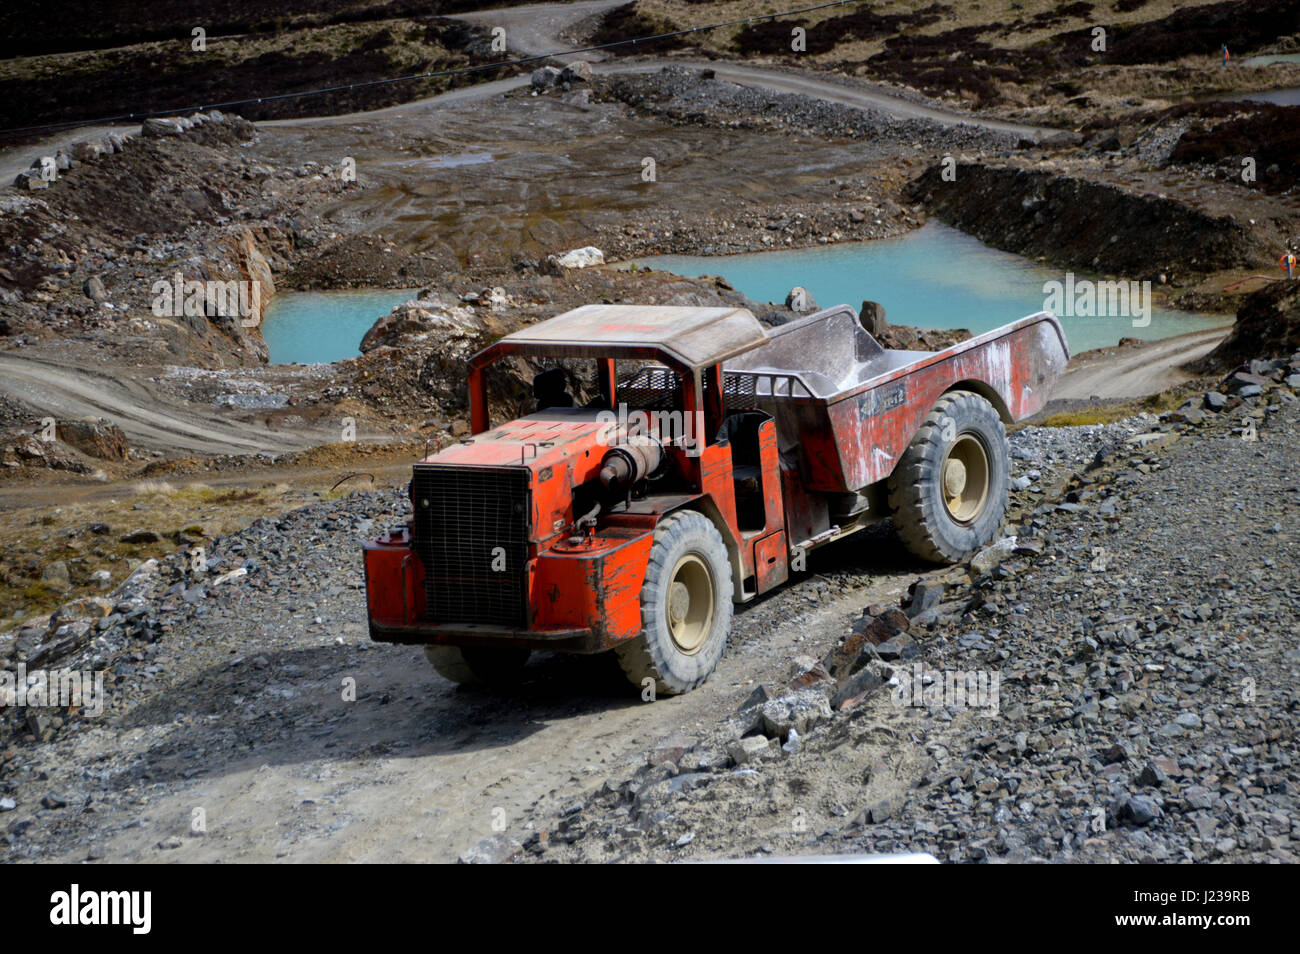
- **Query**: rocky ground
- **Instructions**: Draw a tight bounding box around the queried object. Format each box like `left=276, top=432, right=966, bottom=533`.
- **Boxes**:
left=514, top=356, right=1300, bottom=863
left=0, top=5, right=516, bottom=135
left=602, top=0, right=1300, bottom=127
left=2, top=0, right=1299, bottom=865
left=1, top=350, right=1294, bottom=863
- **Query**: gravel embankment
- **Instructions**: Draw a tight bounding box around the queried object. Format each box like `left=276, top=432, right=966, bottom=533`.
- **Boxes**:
left=590, top=66, right=1024, bottom=153
left=518, top=362, right=1300, bottom=863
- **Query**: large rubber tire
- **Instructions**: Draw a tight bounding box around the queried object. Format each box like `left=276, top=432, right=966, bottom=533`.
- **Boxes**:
left=614, top=511, right=734, bottom=696
left=424, top=645, right=531, bottom=687
left=887, top=390, right=1009, bottom=564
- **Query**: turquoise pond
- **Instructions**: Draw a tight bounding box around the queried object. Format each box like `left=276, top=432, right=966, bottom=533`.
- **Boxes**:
left=260, top=224, right=1228, bottom=364
left=636, top=223, right=1227, bottom=355
left=261, top=288, right=420, bottom=364
left=1240, top=52, right=1300, bottom=67
left=1220, top=85, right=1300, bottom=105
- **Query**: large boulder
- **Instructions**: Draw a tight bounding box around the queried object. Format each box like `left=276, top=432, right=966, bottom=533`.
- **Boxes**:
left=56, top=418, right=128, bottom=460
left=531, top=66, right=562, bottom=89
left=560, top=61, right=594, bottom=83
left=39, top=561, right=72, bottom=595
left=142, top=117, right=186, bottom=138
left=859, top=299, right=888, bottom=336
left=549, top=246, right=605, bottom=270
left=786, top=286, right=818, bottom=312
left=12, top=170, right=49, bottom=191
left=360, top=295, right=488, bottom=353
left=83, top=276, right=107, bottom=303
left=70, top=139, right=107, bottom=161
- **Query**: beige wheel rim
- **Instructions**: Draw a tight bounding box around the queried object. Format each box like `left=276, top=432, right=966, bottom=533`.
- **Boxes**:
left=941, top=433, right=990, bottom=524
left=666, top=554, right=714, bottom=654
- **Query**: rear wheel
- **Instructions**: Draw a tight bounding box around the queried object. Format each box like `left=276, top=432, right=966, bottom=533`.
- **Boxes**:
left=424, top=645, right=531, bottom=687
left=615, top=511, right=733, bottom=696
left=887, top=390, right=1009, bottom=563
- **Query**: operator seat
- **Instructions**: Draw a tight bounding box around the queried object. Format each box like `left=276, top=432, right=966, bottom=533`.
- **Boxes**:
left=717, top=411, right=769, bottom=531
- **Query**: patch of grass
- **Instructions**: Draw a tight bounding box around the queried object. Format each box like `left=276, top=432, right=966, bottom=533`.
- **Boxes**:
left=133, top=479, right=178, bottom=496
left=20, top=581, right=56, bottom=602
left=1140, top=391, right=1183, bottom=413
left=209, top=489, right=260, bottom=504
left=2, top=580, right=61, bottom=625
left=1039, top=408, right=1130, bottom=427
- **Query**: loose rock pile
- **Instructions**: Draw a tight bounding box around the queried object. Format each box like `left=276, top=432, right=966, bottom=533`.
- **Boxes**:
left=12, top=111, right=254, bottom=192
left=507, top=354, right=1300, bottom=863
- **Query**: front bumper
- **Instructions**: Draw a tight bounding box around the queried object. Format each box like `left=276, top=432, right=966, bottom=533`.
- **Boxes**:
left=363, top=523, right=654, bottom=654
left=368, top=620, right=609, bottom=653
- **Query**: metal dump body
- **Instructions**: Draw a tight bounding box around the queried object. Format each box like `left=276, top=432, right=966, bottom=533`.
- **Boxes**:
left=724, top=307, right=1069, bottom=494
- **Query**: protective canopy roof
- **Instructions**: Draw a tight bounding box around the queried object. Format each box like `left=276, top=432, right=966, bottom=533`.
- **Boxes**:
left=481, top=304, right=769, bottom=369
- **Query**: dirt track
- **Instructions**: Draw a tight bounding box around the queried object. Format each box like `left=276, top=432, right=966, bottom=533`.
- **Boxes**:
left=0, top=0, right=1053, bottom=187
left=1051, top=327, right=1231, bottom=401
left=454, top=0, right=625, bottom=62
left=263, top=58, right=1056, bottom=141
left=0, top=353, right=366, bottom=457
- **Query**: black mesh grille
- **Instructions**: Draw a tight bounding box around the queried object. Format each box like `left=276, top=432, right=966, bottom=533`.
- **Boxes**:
left=722, top=372, right=757, bottom=409
left=617, top=365, right=680, bottom=411
left=410, top=465, right=531, bottom=627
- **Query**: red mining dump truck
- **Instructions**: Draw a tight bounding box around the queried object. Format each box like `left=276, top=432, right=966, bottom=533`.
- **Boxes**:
left=364, top=304, right=1068, bottom=694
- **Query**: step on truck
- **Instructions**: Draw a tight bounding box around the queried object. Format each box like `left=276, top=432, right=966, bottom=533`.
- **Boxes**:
left=363, top=303, right=1069, bottom=693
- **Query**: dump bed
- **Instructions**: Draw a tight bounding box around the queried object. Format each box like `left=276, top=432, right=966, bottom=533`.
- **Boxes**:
left=723, top=306, right=1069, bottom=494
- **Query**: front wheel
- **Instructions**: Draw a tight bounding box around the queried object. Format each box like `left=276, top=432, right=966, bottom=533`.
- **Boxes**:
left=887, top=389, right=1009, bottom=563
left=614, top=510, right=733, bottom=696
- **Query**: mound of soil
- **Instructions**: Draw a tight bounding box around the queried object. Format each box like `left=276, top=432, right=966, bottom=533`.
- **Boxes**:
left=0, top=118, right=343, bottom=368
left=0, top=18, right=508, bottom=137
left=1194, top=279, right=1300, bottom=370
left=281, top=235, right=453, bottom=290
left=907, top=161, right=1266, bottom=276
left=1170, top=104, right=1300, bottom=193
left=589, top=3, right=689, bottom=55
left=40, top=131, right=255, bottom=241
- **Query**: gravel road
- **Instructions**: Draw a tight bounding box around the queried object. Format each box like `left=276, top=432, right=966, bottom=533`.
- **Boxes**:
left=1052, top=327, right=1232, bottom=401
left=1, top=491, right=922, bottom=862
left=0, top=354, right=386, bottom=457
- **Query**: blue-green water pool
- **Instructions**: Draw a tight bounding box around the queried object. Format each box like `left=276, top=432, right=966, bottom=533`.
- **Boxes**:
left=261, top=224, right=1229, bottom=364
left=1220, top=85, right=1300, bottom=105
left=1240, top=52, right=1300, bottom=67
left=261, top=288, right=420, bottom=364
left=636, top=223, right=1227, bottom=354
